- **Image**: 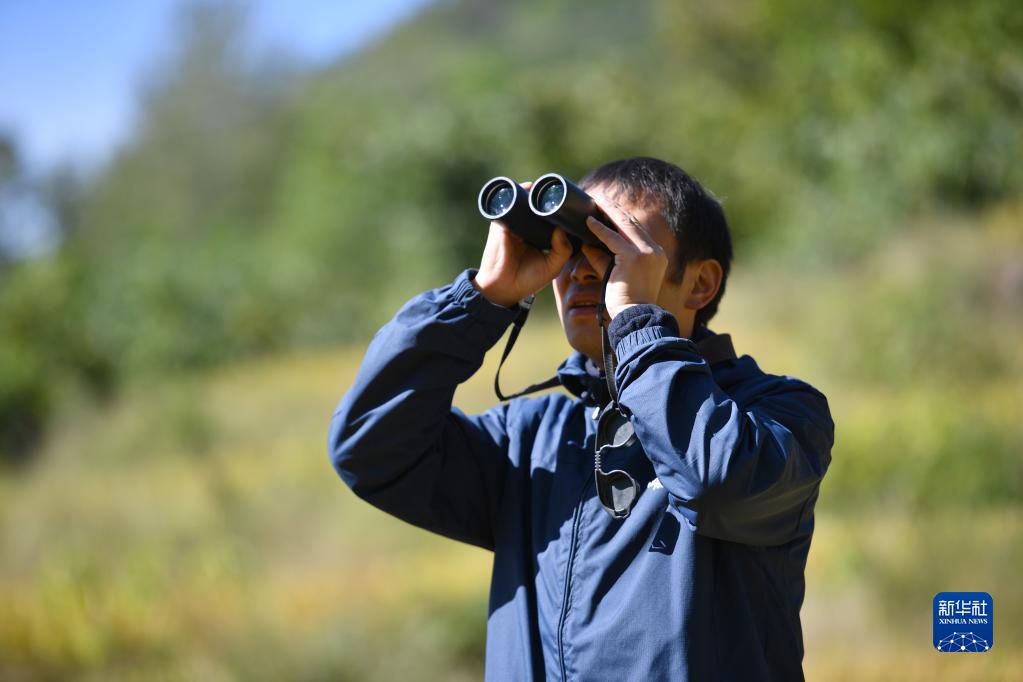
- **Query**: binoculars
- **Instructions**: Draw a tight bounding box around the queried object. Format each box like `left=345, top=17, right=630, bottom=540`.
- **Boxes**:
left=477, top=174, right=613, bottom=254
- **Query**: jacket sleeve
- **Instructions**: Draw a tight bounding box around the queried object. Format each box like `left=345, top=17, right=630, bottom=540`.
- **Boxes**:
left=610, top=305, right=834, bottom=546
left=327, top=269, right=520, bottom=550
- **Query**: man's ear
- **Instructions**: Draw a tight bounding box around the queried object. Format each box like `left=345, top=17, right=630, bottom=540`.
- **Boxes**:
left=684, top=259, right=723, bottom=312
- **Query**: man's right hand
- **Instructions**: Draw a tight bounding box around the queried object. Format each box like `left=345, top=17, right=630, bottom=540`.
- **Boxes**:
left=473, top=185, right=573, bottom=307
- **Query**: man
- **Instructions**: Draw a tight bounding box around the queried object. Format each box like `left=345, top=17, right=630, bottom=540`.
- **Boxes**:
left=329, top=157, right=834, bottom=680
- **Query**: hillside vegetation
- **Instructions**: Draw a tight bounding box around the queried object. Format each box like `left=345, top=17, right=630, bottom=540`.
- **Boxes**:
left=2, top=0, right=1020, bottom=457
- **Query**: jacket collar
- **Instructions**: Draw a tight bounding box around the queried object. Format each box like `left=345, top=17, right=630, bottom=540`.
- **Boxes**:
left=555, top=327, right=736, bottom=407
left=556, top=352, right=608, bottom=407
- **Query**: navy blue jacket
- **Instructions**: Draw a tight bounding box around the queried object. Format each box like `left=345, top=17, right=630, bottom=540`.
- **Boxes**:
left=328, top=270, right=834, bottom=681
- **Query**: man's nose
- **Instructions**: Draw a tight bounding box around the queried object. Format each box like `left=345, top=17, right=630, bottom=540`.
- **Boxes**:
left=567, top=251, right=600, bottom=283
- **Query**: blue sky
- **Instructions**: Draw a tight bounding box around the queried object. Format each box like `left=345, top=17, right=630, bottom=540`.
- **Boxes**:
left=0, top=0, right=433, bottom=173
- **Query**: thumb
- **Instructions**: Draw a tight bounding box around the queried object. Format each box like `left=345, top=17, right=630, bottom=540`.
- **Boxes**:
left=548, top=228, right=573, bottom=267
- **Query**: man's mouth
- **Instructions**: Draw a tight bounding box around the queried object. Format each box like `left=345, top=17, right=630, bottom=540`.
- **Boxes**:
left=567, top=298, right=601, bottom=317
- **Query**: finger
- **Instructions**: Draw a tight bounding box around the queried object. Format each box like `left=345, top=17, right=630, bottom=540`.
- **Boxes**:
left=610, top=207, right=658, bottom=250
left=591, top=195, right=657, bottom=249
left=581, top=244, right=613, bottom=276
left=546, top=228, right=573, bottom=269
left=550, top=227, right=571, bottom=255
left=489, top=220, right=524, bottom=245
left=617, top=212, right=657, bottom=250
left=586, top=216, right=632, bottom=253
left=519, top=180, right=533, bottom=190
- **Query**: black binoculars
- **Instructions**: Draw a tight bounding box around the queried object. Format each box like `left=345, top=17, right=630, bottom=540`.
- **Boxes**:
left=477, top=174, right=613, bottom=254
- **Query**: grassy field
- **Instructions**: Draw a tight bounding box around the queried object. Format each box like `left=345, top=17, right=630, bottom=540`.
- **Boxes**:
left=2, top=251, right=1021, bottom=680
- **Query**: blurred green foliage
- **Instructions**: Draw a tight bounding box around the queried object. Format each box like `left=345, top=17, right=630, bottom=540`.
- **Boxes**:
left=1, top=0, right=1021, bottom=464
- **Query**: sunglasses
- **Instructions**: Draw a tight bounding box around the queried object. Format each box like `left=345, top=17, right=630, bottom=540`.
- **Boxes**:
left=594, top=405, right=641, bottom=519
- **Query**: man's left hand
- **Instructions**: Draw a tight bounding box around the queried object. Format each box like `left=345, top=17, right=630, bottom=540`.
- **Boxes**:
left=581, top=199, right=668, bottom=319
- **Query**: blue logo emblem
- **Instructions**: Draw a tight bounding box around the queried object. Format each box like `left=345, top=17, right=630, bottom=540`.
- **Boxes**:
left=933, top=592, right=993, bottom=652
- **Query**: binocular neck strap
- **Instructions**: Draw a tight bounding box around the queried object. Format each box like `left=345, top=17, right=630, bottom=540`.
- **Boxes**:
left=597, top=264, right=621, bottom=412
left=494, top=263, right=621, bottom=406
left=494, top=294, right=562, bottom=401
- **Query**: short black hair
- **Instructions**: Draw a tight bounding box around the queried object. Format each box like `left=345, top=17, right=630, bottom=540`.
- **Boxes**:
left=579, top=156, right=733, bottom=327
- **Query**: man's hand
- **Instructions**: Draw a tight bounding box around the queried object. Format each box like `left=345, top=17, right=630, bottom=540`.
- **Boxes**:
left=473, top=183, right=573, bottom=307
left=581, top=197, right=668, bottom=319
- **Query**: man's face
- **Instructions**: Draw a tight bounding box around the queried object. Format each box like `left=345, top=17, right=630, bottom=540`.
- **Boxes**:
left=553, top=185, right=686, bottom=364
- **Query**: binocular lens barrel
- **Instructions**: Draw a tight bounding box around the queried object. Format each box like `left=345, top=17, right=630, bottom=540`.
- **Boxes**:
left=482, top=184, right=515, bottom=218
left=476, top=173, right=614, bottom=255
left=477, top=177, right=555, bottom=251
left=478, top=177, right=517, bottom=220
left=529, top=173, right=610, bottom=252
left=537, top=182, right=565, bottom=214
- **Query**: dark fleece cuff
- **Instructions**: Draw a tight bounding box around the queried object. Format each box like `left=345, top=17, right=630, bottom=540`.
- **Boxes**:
left=607, top=304, right=681, bottom=349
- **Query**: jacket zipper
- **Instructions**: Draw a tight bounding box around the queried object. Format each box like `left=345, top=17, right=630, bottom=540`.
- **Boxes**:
left=557, top=481, right=589, bottom=681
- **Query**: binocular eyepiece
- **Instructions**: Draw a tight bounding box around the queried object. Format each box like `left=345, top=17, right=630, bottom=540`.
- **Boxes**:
left=477, top=173, right=613, bottom=254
